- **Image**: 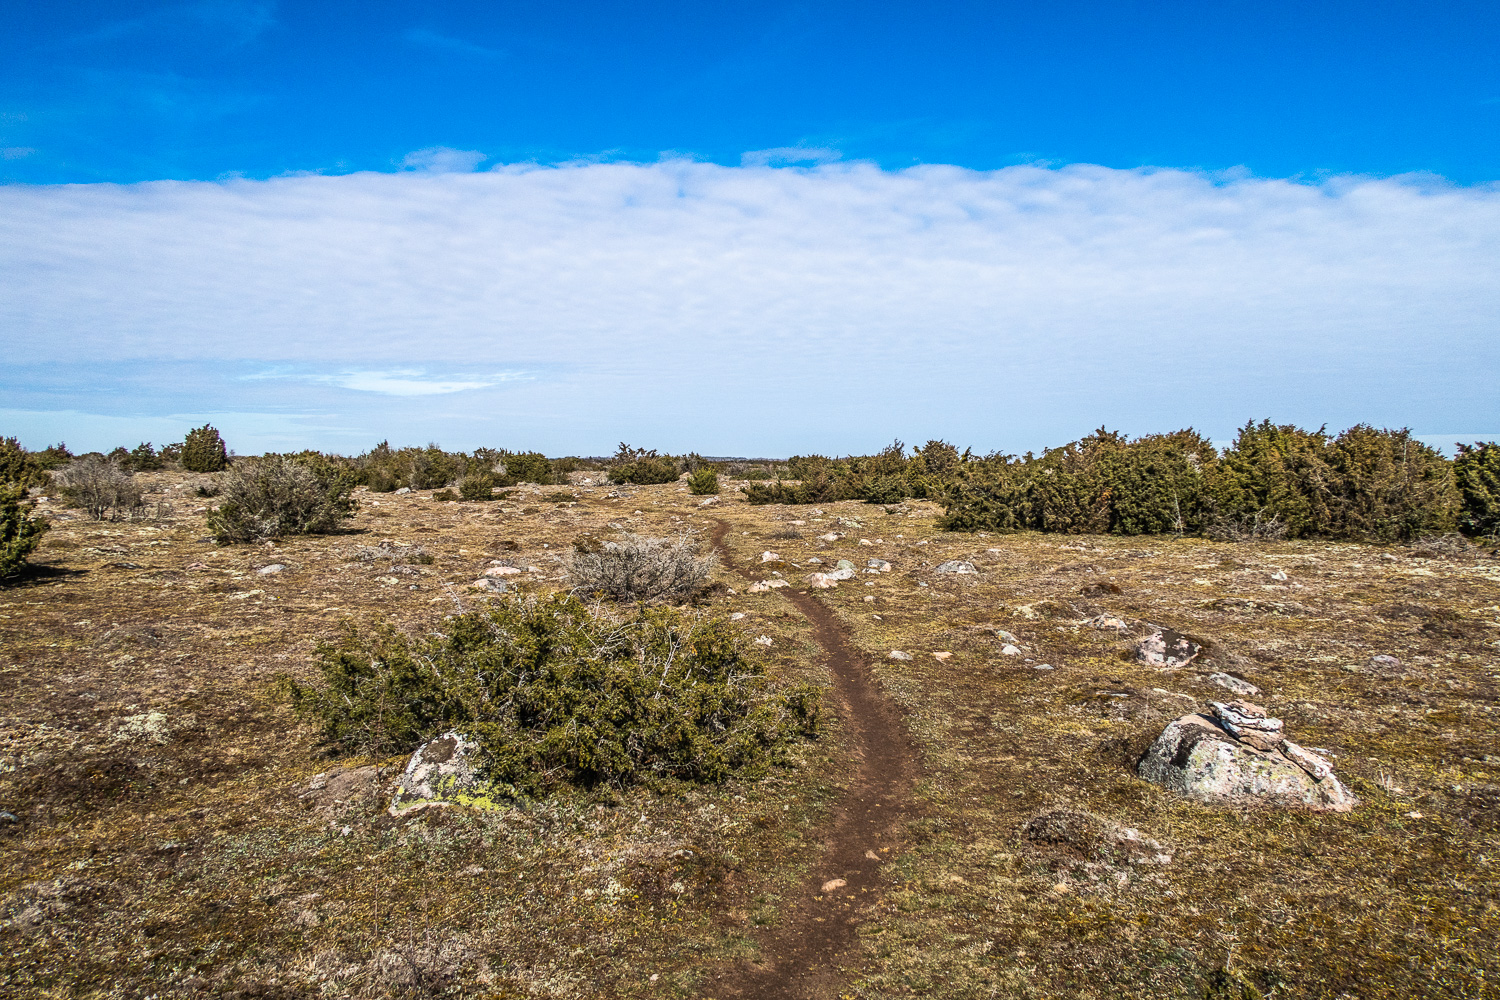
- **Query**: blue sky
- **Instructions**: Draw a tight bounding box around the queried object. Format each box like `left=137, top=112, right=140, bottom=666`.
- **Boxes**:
left=2, top=2, right=1498, bottom=455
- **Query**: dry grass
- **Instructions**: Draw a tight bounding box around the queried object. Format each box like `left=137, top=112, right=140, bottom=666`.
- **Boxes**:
left=2, top=474, right=1497, bottom=998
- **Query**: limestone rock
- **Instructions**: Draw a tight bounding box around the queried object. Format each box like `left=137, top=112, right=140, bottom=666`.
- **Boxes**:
left=935, top=560, right=977, bottom=575
left=818, top=532, right=841, bottom=543
left=760, top=551, right=781, bottom=563
left=807, top=573, right=839, bottom=589
left=1210, top=700, right=1283, bottom=752
left=1138, top=714, right=1356, bottom=812
left=470, top=577, right=509, bottom=593
left=257, top=563, right=286, bottom=576
left=303, top=766, right=383, bottom=822
left=391, top=732, right=501, bottom=813
left=1208, top=672, right=1260, bottom=697
left=888, top=650, right=913, bottom=661
left=1086, top=614, right=1131, bottom=633
left=1280, top=740, right=1334, bottom=782
left=1366, top=654, right=1403, bottom=677
left=1000, top=644, right=1022, bottom=656
left=867, top=559, right=891, bottom=572
left=1135, top=628, right=1201, bottom=668
left=748, top=579, right=789, bottom=592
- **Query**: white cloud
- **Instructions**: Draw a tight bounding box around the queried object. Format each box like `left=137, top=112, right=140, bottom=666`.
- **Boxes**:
left=1, top=160, right=1497, bottom=454
left=245, top=367, right=533, bottom=396
left=401, top=146, right=487, bottom=173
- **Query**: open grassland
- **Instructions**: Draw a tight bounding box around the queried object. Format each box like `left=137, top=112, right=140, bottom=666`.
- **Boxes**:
left=2, top=472, right=1498, bottom=998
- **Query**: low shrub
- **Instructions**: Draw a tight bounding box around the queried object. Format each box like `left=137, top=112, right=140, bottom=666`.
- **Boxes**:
left=567, top=532, right=717, bottom=602
left=540, top=490, right=577, bottom=503
left=0, top=437, right=51, bottom=490
left=458, top=473, right=496, bottom=501
left=127, top=442, right=164, bottom=471
left=57, top=457, right=145, bottom=520
left=180, top=424, right=230, bottom=473
left=433, top=489, right=458, bottom=501
left=0, top=483, right=48, bottom=580
left=609, top=444, right=680, bottom=485
left=1455, top=442, right=1500, bottom=537
left=207, top=454, right=358, bottom=542
left=287, top=594, right=821, bottom=792
left=688, top=467, right=720, bottom=495
left=501, top=451, right=556, bottom=486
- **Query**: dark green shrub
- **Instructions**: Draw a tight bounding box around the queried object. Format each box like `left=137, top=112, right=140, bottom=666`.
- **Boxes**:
left=609, top=444, right=679, bottom=485
left=501, top=451, right=556, bottom=485
left=688, top=467, right=720, bottom=495
left=180, top=424, right=230, bottom=473
left=366, top=466, right=399, bottom=493
left=433, top=488, right=458, bottom=501
left=1455, top=442, right=1500, bottom=536
left=1205, top=421, right=1335, bottom=538
left=567, top=532, right=718, bottom=601
left=0, top=438, right=50, bottom=490
left=207, top=455, right=358, bottom=542
left=1322, top=425, right=1456, bottom=541
left=409, top=445, right=461, bottom=489
left=287, top=595, right=821, bottom=792
left=127, top=442, right=163, bottom=471
left=57, top=457, right=144, bottom=520
left=1, top=483, right=48, bottom=581
left=458, top=473, right=497, bottom=501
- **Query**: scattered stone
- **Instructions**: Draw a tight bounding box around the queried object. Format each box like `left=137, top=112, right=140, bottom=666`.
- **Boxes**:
left=818, top=532, right=841, bottom=543
left=1001, top=644, right=1022, bottom=656
left=935, top=560, right=977, bottom=575
left=807, top=573, right=839, bottom=589
left=303, top=766, right=383, bottom=822
left=994, top=629, right=1020, bottom=643
left=1366, top=654, right=1403, bottom=676
left=469, top=578, right=509, bottom=593
left=395, top=487, right=411, bottom=495
left=1207, top=672, right=1260, bottom=697
left=1210, top=700, right=1284, bottom=752
left=889, top=650, right=913, bottom=661
left=1271, top=570, right=1288, bottom=581
left=821, top=879, right=847, bottom=893
left=698, top=496, right=720, bottom=507
left=1022, top=809, right=1172, bottom=865
left=1085, top=614, right=1131, bottom=632
left=1138, top=713, right=1356, bottom=812
left=867, top=558, right=891, bottom=572
left=484, top=565, right=522, bottom=577
left=1135, top=628, right=1201, bottom=669
left=257, top=563, right=286, bottom=576
left=755, top=636, right=774, bottom=646
left=761, top=551, right=781, bottom=563
left=748, top=579, right=789, bottom=592
left=111, top=711, right=173, bottom=745
left=391, top=732, right=501, bottom=813
left=1280, top=740, right=1334, bottom=782
left=932, top=651, right=952, bottom=661
left=729, top=612, right=746, bottom=620
left=1033, top=663, right=1054, bottom=670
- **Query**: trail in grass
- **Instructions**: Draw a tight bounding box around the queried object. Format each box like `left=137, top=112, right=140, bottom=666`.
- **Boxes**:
left=708, top=521, right=920, bottom=1000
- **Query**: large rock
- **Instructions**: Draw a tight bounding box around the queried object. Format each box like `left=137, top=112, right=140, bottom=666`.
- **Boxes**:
left=390, top=732, right=503, bottom=814
left=1135, top=628, right=1201, bottom=668
left=1138, top=714, right=1356, bottom=812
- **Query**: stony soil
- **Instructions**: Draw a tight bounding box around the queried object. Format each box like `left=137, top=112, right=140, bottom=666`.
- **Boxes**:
left=2, top=472, right=1498, bottom=999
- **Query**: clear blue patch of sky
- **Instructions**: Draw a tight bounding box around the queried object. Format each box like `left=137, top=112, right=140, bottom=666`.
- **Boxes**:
left=3, top=0, right=1499, bottom=185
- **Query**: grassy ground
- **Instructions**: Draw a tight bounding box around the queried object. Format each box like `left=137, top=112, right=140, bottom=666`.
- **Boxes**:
left=2, top=474, right=1498, bottom=998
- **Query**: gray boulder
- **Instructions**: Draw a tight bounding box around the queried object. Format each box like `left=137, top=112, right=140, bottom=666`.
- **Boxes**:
left=1135, top=628, right=1201, bottom=668
left=935, top=560, right=977, bottom=575
left=1138, top=713, right=1356, bottom=812
left=390, top=732, right=503, bottom=814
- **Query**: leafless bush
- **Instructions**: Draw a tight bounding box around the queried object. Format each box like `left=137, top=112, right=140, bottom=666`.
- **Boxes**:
left=1205, top=511, right=1288, bottom=543
left=353, top=541, right=434, bottom=565
left=771, top=524, right=803, bottom=540
left=566, top=532, right=717, bottom=601
left=56, top=457, right=144, bottom=521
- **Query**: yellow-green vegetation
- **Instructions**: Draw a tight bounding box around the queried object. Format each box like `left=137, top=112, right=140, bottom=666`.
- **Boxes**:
left=289, top=595, right=821, bottom=791
left=1, top=465, right=1496, bottom=999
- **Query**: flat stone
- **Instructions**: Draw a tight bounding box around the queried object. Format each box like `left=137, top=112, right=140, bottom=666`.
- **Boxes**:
left=1280, top=740, right=1334, bottom=782
left=935, top=560, right=977, bottom=574
left=1138, top=714, right=1356, bottom=812
left=867, top=559, right=891, bottom=572
left=888, top=650, right=913, bottom=661
left=760, top=551, right=781, bottom=563
left=1208, top=672, right=1260, bottom=697
left=256, top=564, right=286, bottom=575
left=1135, top=628, right=1201, bottom=669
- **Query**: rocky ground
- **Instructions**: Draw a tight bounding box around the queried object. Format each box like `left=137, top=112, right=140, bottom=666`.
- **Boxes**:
left=2, top=471, right=1498, bottom=998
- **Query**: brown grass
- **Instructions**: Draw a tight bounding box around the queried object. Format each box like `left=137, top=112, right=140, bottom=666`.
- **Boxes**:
left=2, top=475, right=1498, bottom=998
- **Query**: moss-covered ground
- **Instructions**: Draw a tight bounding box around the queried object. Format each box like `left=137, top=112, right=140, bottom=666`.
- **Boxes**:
left=2, top=474, right=1497, bottom=998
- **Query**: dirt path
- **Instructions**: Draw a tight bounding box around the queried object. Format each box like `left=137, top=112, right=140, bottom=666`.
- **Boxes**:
left=709, top=521, right=919, bottom=1000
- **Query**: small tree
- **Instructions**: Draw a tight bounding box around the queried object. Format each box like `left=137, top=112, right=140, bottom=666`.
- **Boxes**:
left=57, top=457, right=144, bottom=521
left=1, top=483, right=48, bottom=580
left=688, top=467, right=720, bottom=495
left=180, top=425, right=229, bottom=473
left=0, top=437, right=50, bottom=490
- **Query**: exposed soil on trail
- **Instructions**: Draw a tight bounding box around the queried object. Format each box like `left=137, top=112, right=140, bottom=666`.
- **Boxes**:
left=709, top=521, right=920, bottom=1000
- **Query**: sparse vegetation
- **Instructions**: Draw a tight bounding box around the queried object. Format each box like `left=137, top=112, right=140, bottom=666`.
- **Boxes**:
left=457, top=472, right=497, bottom=501
left=55, top=456, right=145, bottom=520
left=567, top=532, right=717, bottom=601
left=609, top=443, right=680, bottom=485
left=206, top=454, right=358, bottom=542
left=179, top=424, right=230, bottom=473
left=288, top=594, right=821, bottom=792
left=0, top=482, right=48, bottom=579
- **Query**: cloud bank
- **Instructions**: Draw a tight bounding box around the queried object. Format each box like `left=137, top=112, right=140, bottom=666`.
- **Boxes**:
left=1, top=160, right=1497, bottom=454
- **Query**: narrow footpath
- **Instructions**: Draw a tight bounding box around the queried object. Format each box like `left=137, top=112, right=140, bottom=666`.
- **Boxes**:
left=709, top=521, right=920, bottom=1000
